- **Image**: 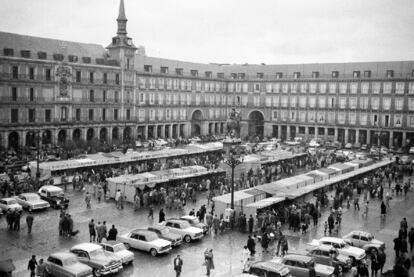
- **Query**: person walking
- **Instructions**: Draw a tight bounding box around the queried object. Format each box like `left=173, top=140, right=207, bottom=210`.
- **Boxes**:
left=27, top=255, right=37, bottom=277
left=248, top=215, right=254, bottom=234
left=247, top=235, right=256, bottom=256
left=85, top=192, right=91, bottom=209
left=159, top=208, right=165, bottom=223
left=380, top=201, right=386, bottom=218
left=173, top=254, right=183, bottom=277
left=212, top=214, right=220, bottom=235
left=261, top=232, right=269, bottom=253
left=241, top=246, right=251, bottom=272
left=101, top=221, right=107, bottom=241
left=108, top=225, right=118, bottom=241
left=148, top=205, right=154, bottom=220
left=96, top=221, right=103, bottom=243
left=36, top=259, right=46, bottom=277
left=26, top=212, right=34, bottom=234
left=378, top=247, right=386, bottom=275
left=370, top=249, right=380, bottom=277
left=203, top=249, right=215, bottom=276
left=13, top=210, right=21, bottom=231
left=115, top=189, right=122, bottom=209
left=394, top=237, right=401, bottom=258
left=408, top=227, right=414, bottom=251
left=89, top=219, right=96, bottom=243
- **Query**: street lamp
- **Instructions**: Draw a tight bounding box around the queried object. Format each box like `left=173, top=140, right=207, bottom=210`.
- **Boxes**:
left=223, top=150, right=244, bottom=209
left=375, top=123, right=383, bottom=160
left=35, top=131, right=42, bottom=180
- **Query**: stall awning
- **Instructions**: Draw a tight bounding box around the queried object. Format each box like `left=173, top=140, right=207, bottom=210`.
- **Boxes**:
left=245, top=197, right=285, bottom=209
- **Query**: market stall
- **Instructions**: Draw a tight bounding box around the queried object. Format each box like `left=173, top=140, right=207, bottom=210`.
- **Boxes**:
left=314, top=167, right=341, bottom=178
left=243, top=196, right=285, bottom=219
left=328, top=163, right=355, bottom=174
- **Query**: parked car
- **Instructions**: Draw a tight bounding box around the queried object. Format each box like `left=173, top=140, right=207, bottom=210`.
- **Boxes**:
left=272, top=254, right=335, bottom=277
left=399, top=155, right=412, bottom=165
left=409, top=147, right=414, bottom=155
left=147, top=225, right=183, bottom=247
left=355, top=152, right=367, bottom=160
left=245, top=261, right=291, bottom=277
left=344, top=143, right=353, bottom=149
left=118, top=229, right=172, bottom=256
left=162, top=219, right=204, bottom=243
left=360, top=144, right=368, bottom=151
left=307, top=245, right=352, bottom=270
left=44, top=252, right=93, bottom=277
left=14, top=193, right=50, bottom=211
left=342, top=231, right=385, bottom=252
left=38, top=185, right=69, bottom=209
left=0, top=198, right=23, bottom=212
left=179, top=215, right=208, bottom=234
left=308, top=237, right=366, bottom=262
left=100, top=241, right=134, bottom=265
left=70, top=243, right=123, bottom=276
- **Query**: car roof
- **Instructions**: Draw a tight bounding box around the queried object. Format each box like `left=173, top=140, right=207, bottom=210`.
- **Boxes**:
left=71, top=243, right=102, bottom=251
left=166, top=219, right=188, bottom=224
left=100, top=241, right=123, bottom=246
left=148, top=225, right=165, bottom=231
left=131, top=229, right=157, bottom=236
left=50, top=252, right=77, bottom=260
left=312, top=245, right=337, bottom=251
left=349, top=230, right=371, bottom=237
left=180, top=215, right=197, bottom=220
left=320, top=237, right=345, bottom=243
left=19, top=193, right=39, bottom=197
left=1, top=197, right=16, bottom=201
left=40, top=185, right=62, bottom=192
left=284, top=254, right=313, bottom=263
left=251, top=261, right=289, bottom=273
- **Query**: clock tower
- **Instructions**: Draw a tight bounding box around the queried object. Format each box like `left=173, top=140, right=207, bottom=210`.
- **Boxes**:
left=106, top=0, right=137, bottom=69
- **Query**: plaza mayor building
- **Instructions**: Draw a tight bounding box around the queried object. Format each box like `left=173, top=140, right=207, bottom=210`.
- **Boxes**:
left=1, top=0, right=414, bottom=151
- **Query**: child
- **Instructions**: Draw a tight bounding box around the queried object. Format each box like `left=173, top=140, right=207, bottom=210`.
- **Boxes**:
left=324, top=221, right=328, bottom=234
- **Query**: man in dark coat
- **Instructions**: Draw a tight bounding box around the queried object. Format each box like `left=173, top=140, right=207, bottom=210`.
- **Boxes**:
left=159, top=209, right=165, bottom=223
left=247, top=235, right=256, bottom=256
left=27, top=255, right=37, bottom=277
left=408, top=227, right=414, bottom=251
left=13, top=211, right=21, bottom=231
left=248, top=215, right=254, bottom=234
left=394, top=237, right=401, bottom=258
left=173, top=254, right=183, bottom=277
left=6, top=209, right=13, bottom=230
left=108, top=225, right=118, bottom=241
left=328, top=213, right=334, bottom=234
left=26, top=212, right=34, bottom=234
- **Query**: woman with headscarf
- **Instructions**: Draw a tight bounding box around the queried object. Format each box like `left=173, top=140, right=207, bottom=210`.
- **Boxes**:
left=203, top=249, right=215, bottom=276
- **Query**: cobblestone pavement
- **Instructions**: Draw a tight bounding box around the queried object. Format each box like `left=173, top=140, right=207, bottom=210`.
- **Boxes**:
left=1, top=178, right=413, bottom=277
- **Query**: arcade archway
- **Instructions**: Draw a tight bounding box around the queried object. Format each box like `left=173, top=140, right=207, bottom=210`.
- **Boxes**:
left=8, top=132, right=19, bottom=150
left=99, top=128, right=108, bottom=142
left=57, top=130, right=67, bottom=144
left=248, top=111, right=264, bottom=138
left=191, top=110, right=203, bottom=136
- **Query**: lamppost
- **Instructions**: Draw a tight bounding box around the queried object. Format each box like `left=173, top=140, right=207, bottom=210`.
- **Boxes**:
left=375, top=123, right=383, bottom=160
left=224, top=150, right=244, bottom=209
left=35, top=131, right=41, bottom=180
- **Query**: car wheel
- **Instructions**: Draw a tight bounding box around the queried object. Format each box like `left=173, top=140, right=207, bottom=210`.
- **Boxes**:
left=184, top=235, right=192, bottom=243
left=150, top=248, right=158, bottom=257
left=93, top=268, right=102, bottom=277
left=124, top=243, right=131, bottom=249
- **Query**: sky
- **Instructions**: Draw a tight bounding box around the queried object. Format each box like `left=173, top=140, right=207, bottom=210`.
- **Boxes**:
left=1, top=0, right=414, bottom=65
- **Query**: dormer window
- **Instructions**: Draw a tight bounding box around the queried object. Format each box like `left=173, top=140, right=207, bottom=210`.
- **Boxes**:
left=238, top=73, right=246, bottom=79
left=20, top=50, right=31, bottom=58
left=312, top=71, right=319, bottom=78
left=53, top=54, right=64, bottom=61
left=3, top=48, right=14, bottom=56
left=217, top=73, right=224, bottom=79
left=68, top=55, right=78, bottom=62
left=82, top=57, right=91, bottom=64
left=353, top=71, right=360, bottom=78
left=205, top=71, right=212, bottom=78
left=95, top=58, right=105, bottom=65
left=176, top=68, right=183, bottom=76
left=386, top=70, right=394, bottom=78
left=293, top=72, right=301, bottom=79
left=231, top=73, right=237, bottom=79
left=190, top=70, right=198, bottom=77
left=37, top=51, right=47, bottom=59
left=364, top=70, right=371, bottom=78
left=276, top=72, right=283, bottom=79
left=332, top=71, right=339, bottom=78
left=161, top=66, right=169, bottom=74
left=257, top=72, right=264, bottom=79
left=144, top=65, right=152, bottom=73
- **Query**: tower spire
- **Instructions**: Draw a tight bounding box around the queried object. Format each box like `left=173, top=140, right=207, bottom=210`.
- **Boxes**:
left=117, top=0, right=128, bottom=35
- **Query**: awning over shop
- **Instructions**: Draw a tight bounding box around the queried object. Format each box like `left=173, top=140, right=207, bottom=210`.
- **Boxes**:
left=245, top=197, right=285, bottom=209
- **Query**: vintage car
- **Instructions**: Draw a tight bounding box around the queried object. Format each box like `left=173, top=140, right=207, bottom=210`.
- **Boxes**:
left=179, top=215, right=208, bottom=234
left=14, top=193, right=50, bottom=211
left=38, top=185, right=69, bottom=209
left=44, top=252, right=93, bottom=277
left=308, top=237, right=366, bottom=262
left=100, top=241, right=134, bottom=265
left=245, top=261, right=291, bottom=277
left=306, top=245, right=352, bottom=270
left=70, top=243, right=123, bottom=276
left=147, top=225, right=183, bottom=247
left=118, top=229, right=172, bottom=256
left=342, top=231, right=385, bottom=252
left=272, top=254, right=335, bottom=277
left=0, top=198, right=23, bottom=212
left=162, top=219, right=204, bottom=243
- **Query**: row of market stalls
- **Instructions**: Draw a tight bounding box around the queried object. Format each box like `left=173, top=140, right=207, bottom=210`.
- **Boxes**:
left=106, top=165, right=226, bottom=203
left=28, top=142, right=223, bottom=184
left=213, top=158, right=393, bottom=219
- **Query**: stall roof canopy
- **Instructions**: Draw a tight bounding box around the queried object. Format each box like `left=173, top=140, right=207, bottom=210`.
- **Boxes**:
left=212, top=190, right=255, bottom=204
left=315, top=167, right=339, bottom=175
left=245, top=197, right=285, bottom=209
left=328, top=163, right=354, bottom=171
left=307, top=170, right=329, bottom=177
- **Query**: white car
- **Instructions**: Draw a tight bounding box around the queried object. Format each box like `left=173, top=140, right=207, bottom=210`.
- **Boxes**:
left=179, top=215, right=208, bottom=234
left=162, top=219, right=204, bottom=243
left=100, top=241, right=134, bottom=265
left=342, top=231, right=385, bottom=252
left=308, top=237, right=366, bottom=262
left=309, top=140, right=321, bottom=147
left=118, top=229, right=172, bottom=256
left=44, top=252, right=93, bottom=277
left=0, top=198, right=23, bottom=212
left=14, top=193, right=50, bottom=211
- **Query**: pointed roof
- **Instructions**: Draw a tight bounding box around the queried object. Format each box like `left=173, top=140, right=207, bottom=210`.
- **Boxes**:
left=117, top=0, right=127, bottom=21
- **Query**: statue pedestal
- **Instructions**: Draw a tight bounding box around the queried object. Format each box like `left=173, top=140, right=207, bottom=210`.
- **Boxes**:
left=223, top=137, right=242, bottom=157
